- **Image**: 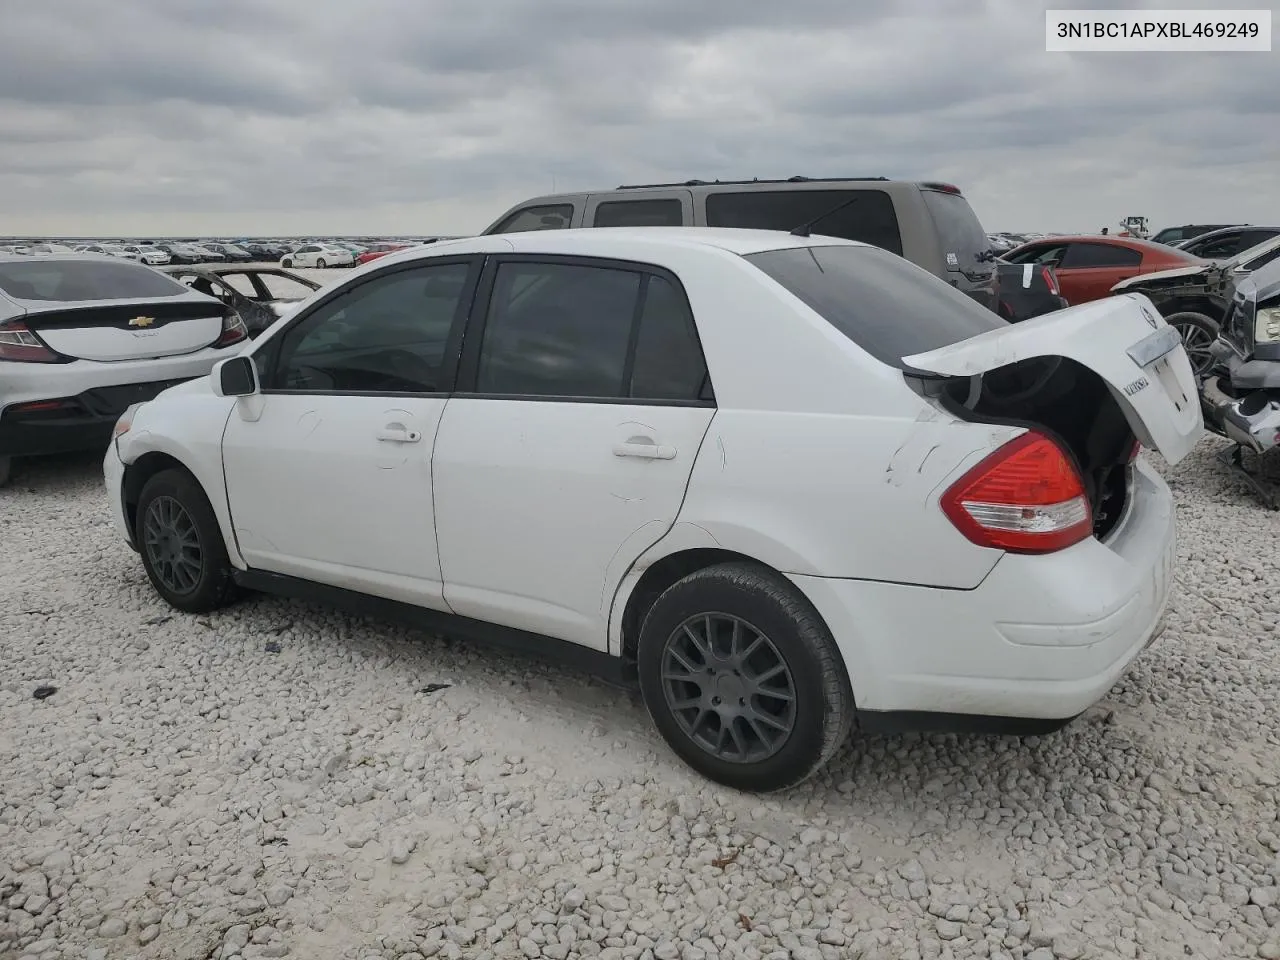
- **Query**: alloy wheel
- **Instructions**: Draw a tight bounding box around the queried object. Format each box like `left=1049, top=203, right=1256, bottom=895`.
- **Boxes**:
left=142, top=496, right=204, bottom=595
left=1173, top=321, right=1216, bottom=376
left=660, top=613, right=797, bottom=764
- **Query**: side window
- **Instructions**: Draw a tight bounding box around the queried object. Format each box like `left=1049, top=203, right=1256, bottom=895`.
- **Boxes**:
left=1060, top=243, right=1141, bottom=268
left=593, top=199, right=684, bottom=228
left=705, top=189, right=904, bottom=256
left=629, top=276, right=709, bottom=401
left=270, top=262, right=471, bottom=394
left=492, top=204, right=574, bottom=234
left=475, top=261, right=641, bottom=398
left=1006, top=243, right=1067, bottom=265
left=1193, top=236, right=1241, bottom=259
left=1242, top=245, right=1280, bottom=272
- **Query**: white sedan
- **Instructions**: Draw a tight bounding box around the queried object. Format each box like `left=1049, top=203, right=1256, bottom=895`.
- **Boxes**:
left=104, top=228, right=1201, bottom=791
left=280, top=243, right=355, bottom=269
left=120, top=245, right=172, bottom=265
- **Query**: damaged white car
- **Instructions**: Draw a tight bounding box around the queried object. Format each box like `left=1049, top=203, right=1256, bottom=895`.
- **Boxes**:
left=104, top=228, right=1201, bottom=791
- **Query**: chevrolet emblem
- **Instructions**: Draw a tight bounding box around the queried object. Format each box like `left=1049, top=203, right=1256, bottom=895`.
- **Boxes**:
left=128, top=315, right=155, bottom=328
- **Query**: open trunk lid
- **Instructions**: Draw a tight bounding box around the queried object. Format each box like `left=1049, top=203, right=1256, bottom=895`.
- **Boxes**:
left=25, top=299, right=225, bottom=362
left=903, top=293, right=1203, bottom=465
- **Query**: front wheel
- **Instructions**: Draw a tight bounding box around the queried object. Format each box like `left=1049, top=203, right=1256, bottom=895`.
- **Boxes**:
left=316, top=258, right=327, bottom=269
left=282, top=259, right=293, bottom=268
left=135, top=469, right=237, bottom=613
left=1166, top=311, right=1219, bottom=378
left=637, top=562, right=854, bottom=792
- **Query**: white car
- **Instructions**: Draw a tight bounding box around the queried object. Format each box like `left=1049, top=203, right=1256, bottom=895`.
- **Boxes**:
left=104, top=228, right=1201, bottom=791
left=0, top=253, right=248, bottom=485
left=121, top=245, right=172, bottom=266
left=281, top=243, right=355, bottom=268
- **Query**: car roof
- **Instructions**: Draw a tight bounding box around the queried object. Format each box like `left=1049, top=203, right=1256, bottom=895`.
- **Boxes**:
left=390, top=227, right=866, bottom=263
left=1010, top=235, right=1201, bottom=257
left=1186, top=225, right=1280, bottom=241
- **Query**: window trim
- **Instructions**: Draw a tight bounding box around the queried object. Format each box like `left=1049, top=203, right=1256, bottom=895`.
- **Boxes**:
left=254, top=254, right=484, bottom=398
left=453, top=253, right=716, bottom=407
left=589, top=195, right=688, bottom=228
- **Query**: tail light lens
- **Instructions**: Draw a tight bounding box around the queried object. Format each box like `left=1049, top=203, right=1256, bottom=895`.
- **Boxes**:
left=1040, top=266, right=1060, bottom=297
left=0, top=320, right=62, bottom=363
left=1127, top=438, right=1142, bottom=463
left=215, top=310, right=249, bottom=348
left=941, top=431, right=1092, bottom=554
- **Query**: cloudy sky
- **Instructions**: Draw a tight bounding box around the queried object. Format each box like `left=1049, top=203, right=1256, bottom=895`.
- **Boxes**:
left=2, top=0, right=1276, bottom=237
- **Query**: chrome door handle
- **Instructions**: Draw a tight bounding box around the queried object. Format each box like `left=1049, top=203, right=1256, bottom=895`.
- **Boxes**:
left=613, top=441, right=676, bottom=460
left=377, top=426, right=421, bottom=443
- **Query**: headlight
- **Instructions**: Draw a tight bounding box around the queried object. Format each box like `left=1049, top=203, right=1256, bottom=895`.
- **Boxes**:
left=1257, top=306, right=1280, bottom=344
left=113, top=402, right=145, bottom=439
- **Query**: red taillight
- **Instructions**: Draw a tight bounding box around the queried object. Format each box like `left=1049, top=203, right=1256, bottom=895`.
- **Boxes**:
left=215, top=310, right=249, bottom=348
left=0, top=320, right=62, bottom=363
left=1040, top=265, right=1060, bottom=297
left=941, top=431, right=1092, bottom=554
left=1127, top=438, right=1141, bottom=463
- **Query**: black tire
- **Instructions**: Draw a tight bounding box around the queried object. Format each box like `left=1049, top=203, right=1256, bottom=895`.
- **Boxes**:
left=637, top=562, right=854, bottom=792
left=316, top=258, right=326, bottom=269
left=135, top=468, right=236, bottom=613
left=282, top=259, right=293, bottom=268
left=1165, top=311, right=1219, bottom=378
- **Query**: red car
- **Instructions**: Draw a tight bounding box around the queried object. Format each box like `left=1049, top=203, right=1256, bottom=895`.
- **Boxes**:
left=356, top=243, right=413, bottom=266
left=1001, top=235, right=1203, bottom=306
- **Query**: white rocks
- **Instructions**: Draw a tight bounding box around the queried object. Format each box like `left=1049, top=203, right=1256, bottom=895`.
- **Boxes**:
left=265, top=884, right=294, bottom=907
left=4, top=443, right=1280, bottom=959
left=97, top=918, right=127, bottom=938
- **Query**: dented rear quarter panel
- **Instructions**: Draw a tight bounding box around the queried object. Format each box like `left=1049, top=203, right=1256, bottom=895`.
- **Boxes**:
left=673, top=405, right=1017, bottom=589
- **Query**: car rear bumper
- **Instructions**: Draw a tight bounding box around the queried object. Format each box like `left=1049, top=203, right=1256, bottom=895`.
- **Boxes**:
left=0, top=348, right=232, bottom=457
left=791, top=459, right=1175, bottom=723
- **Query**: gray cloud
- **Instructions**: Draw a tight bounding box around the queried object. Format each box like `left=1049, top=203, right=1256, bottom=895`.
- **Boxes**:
left=0, top=0, right=1276, bottom=236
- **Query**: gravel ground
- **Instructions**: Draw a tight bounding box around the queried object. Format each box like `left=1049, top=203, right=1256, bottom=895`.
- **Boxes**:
left=3, top=428, right=1280, bottom=960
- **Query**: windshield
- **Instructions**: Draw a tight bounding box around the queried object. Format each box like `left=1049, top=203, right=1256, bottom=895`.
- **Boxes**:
left=920, top=189, right=992, bottom=276
left=0, top=259, right=190, bottom=301
left=744, top=244, right=1006, bottom=368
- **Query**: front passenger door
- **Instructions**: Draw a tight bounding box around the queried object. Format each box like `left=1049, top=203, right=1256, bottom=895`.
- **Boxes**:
left=221, top=257, right=480, bottom=608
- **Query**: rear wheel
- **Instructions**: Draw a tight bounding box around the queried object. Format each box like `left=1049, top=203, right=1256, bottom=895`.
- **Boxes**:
left=637, top=562, right=854, bottom=792
left=316, top=258, right=327, bottom=269
left=135, top=469, right=236, bottom=613
left=282, top=258, right=293, bottom=268
left=1165, top=311, right=1219, bottom=377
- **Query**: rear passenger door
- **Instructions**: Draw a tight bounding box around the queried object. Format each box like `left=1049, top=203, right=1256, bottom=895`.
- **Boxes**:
left=585, top=191, right=692, bottom=228
left=432, top=255, right=715, bottom=651
left=1055, top=242, right=1142, bottom=304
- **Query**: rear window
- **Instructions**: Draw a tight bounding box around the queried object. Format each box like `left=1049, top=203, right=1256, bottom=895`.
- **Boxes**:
left=920, top=189, right=991, bottom=274
left=744, top=244, right=1005, bottom=367
left=705, top=189, right=903, bottom=255
left=0, top=259, right=188, bottom=302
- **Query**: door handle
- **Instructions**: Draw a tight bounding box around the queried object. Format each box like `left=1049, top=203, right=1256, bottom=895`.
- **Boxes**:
left=377, top=425, right=421, bottom=443
left=613, top=440, right=676, bottom=460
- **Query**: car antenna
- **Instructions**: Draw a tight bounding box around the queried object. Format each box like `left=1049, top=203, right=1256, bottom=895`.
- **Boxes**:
left=790, top=196, right=860, bottom=237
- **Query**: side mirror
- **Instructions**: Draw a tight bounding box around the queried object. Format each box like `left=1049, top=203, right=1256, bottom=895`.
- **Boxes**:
left=212, top=355, right=259, bottom=398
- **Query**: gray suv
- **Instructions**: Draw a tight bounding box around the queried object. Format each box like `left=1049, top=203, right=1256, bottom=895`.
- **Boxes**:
left=482, top=176, right=998, bottom=310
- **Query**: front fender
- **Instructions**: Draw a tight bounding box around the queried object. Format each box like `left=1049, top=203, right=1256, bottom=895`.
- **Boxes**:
left=119, top=393, right=243, bottom=568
